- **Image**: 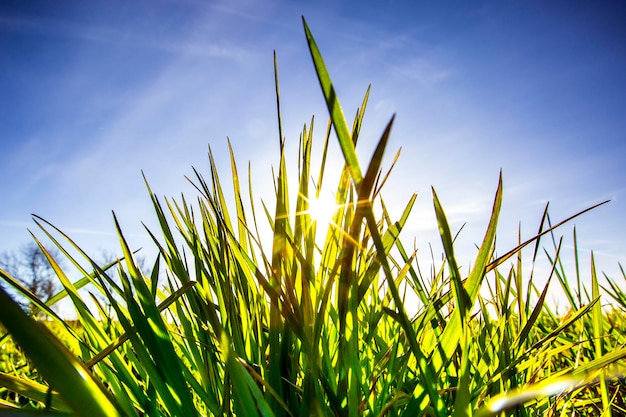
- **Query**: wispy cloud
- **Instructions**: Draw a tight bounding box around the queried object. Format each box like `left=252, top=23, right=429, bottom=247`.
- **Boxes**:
left=0, top=220, right=32, bottom=229
left=0, top=11, right=251, bottom=61
left=387, top=57, right=451, bottom=85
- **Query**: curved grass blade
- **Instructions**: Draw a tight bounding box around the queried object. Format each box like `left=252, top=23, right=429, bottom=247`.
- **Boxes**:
left=84, top=280, right=196, bottom=369
left=512, top=237, right=562, bottom=351
left=432, top=186, right=468, bottom=317
left=303, top=16, right=362, bottom=187
left=591, top=252, right=612, bottom=415
left=355, top=119, right=445, bottom=415
left=113, top=213, right=199, bottom=417
left=429, top=173, right=502, bottom=375
left=44, top=257, right=126, bottom=308
left=0, top=372, right=69, bottom=413
left=0, top=266, right=68, bottom=330
left=219, top=333, right=277, bottom=417
left=486, top=200, right=609, bottom=272
left=0, top=287, right=124, bottom=417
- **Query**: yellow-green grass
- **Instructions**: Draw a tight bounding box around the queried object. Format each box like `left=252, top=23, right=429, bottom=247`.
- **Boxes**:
left=1, top=17, right=625, bottom=417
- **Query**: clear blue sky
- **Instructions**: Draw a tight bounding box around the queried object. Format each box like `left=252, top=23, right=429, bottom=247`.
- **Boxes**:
left=1, top=1, right=625, bottom=299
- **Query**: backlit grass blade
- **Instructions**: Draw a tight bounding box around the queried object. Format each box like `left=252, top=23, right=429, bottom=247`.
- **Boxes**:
left=0, top=265, right=66, bottom=327
left=359, top=115, right=394, bottom=202
left=44, top=258, right=118, bottom=307
left=591, top=252, right=612, bottom=415
left=569, top=346, right=626, bottom=377
left=142, top=172, right=191, bottom=285
left=207, top=147, right=235, bottom=233
left=220, top=333, right=277, bottom=417
left=602, top=265, right=626, bottom=309
left=25, top=217, right=152, bottom=416
left=528, top=298, right=598, bottom=353
left=228, top=138, right=250, bottom=249
left=486, top=200, right=609, bottom=272
left=513, top=237, right=561, bottom=350
left=314, top=117, right=333, bottom=199
left=27, top=223, right=124, bottom=359
left=293, top=119, right=315, bottom=333
left=268, top=51, right=293, bottom=415
left=432, top=187, right=468, bottom=318
left=336, top=115, right=395, bottom=416
left=84, top=280, right=196, bottom=369
left=303, top=16, right=362, bottom=186
left=357, top=193, right=417, bottom=303
left=373, top=147, right=401, bottom=199
left=350, top=85, right=370, bottom=147
left=349, top=117, right=445, bottom=414
left=30, top=215, right=129, bottom=301
left=0, top=287, right=124, bottom=417
left=113, top=213, right=199, bottom=417
left=430, top=173, right=502, bottom=374
left=451, top=328, right=471, bottom=417
left=0, top=372, right=69, bottom=412
left=463, top=171, right=502, bottom=304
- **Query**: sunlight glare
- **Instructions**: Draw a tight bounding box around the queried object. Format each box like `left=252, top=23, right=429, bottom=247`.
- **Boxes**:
left=307, top=192, right=339, bottom=226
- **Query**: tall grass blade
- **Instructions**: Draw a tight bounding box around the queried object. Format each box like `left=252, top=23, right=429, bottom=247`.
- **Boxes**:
left=0, top=372, right=69, bottom=412
left=0, top=286, right=124, bottom=417
left=303, top=16, right=362, bottom=186
left=591, top=253, right=612, bottom=415
left=430, top=173, right=502, bottom=376
left=487, top=200, right=609, bottom=272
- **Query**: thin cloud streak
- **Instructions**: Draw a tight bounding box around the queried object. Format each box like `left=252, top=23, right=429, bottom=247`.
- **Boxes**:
left=0, top=221, right=32, bottom=229
left=0, top=10, right=251, bottom=61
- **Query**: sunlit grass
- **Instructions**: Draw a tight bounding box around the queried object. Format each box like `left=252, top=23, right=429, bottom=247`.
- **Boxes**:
left=0, top=16, right=625, bottom=417
left=302, top=190, right=341, bottom=228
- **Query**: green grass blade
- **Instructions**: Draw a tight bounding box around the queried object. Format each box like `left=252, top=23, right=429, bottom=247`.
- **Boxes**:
left=451, top=328, right=471, bottom=417
left=430, top=173, right=502, bottom=376
left=513, top=237, right=561, bottom=350
left=84, top=281, right=196, bottom=369
left=569, top=346, right=626, bottom=377
left=0, top=372, right=69, bottom=412
left=487, top=200, right=609, bottom=273
left=228, top=138, right=250, bottom=248
left=431, top=186, right=468, bottom=318
left=113, top=213, right=199, bottom=417
left=303, top=16, right=362, bottom=186
left=591, top=252, right=612, bottom=415
left=220, top=333, right=277, bottom=417
left=0, top=265, right=67, bottom=327
left=0, top=287, right=124, bottom=417
left=353, top=117, right=445, bottom=414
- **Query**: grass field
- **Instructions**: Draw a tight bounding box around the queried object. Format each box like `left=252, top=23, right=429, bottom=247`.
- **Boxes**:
left=1, top=17, right=625, bottom=417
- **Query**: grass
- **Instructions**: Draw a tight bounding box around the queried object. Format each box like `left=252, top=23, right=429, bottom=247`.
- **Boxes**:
left=1, top=17, right=625, bottom=416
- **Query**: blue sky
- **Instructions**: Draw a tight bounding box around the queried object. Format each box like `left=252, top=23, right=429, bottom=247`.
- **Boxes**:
left=1, top=1, right=625, bottom=301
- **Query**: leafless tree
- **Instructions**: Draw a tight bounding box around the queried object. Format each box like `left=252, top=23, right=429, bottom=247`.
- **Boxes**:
left=0, top=242, right=61, bottom=315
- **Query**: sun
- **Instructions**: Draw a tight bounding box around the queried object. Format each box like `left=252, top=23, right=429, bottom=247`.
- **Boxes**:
left=306, top=192, right=339, bottom=225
